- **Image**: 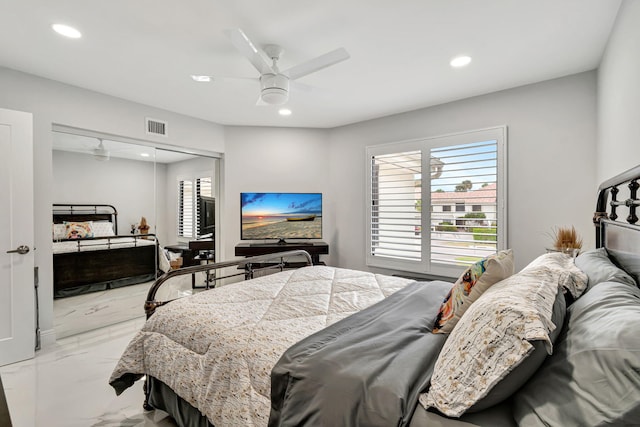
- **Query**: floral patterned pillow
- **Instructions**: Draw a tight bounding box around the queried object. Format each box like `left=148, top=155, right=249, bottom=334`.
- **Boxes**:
left=64, top=221, right=94, bottom=239
left=433, top=249, right=514, bottom=334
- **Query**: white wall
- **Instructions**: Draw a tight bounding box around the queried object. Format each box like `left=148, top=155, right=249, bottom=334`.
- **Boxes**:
left=155, top=159, right=170, bottom=246
left=0, top=66, right=225, bottom=345
left=329, top=72, right=598, bottom=273
left=223, top=126, right=331, bottom=265
left=52, top=151, right=164, bottom=238
left=597, top=0, right=640, bottom=183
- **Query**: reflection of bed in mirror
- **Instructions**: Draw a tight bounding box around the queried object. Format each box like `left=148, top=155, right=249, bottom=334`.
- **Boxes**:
left=52, top=204, right=159, bottom=299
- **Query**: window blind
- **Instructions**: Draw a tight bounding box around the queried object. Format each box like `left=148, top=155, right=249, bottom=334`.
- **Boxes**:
left=179, top=176, right=213, bottom=239
left=370, top=150, right=422, bottom=261
left=366, top=127, right=506, bottom=277
left=178, top=179, right=194, bottom=238
left=430, top=140, right=498, bottom=267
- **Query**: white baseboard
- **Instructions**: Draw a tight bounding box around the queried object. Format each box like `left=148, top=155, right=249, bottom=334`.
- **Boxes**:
left=38, top=328, right=56, bottom=349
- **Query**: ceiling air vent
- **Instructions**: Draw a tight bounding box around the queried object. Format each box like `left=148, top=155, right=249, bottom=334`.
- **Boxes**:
left=145, top=117, right=168, bottom=137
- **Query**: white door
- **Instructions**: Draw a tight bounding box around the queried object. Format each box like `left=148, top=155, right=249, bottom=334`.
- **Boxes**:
left=0, top=108, right=35, bottom=366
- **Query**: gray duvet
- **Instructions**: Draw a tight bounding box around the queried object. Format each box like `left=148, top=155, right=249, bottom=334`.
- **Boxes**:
left=269, top=280, right=453, bottom=427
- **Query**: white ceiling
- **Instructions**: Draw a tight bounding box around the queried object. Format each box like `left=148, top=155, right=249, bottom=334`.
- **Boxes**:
left=0, top=0, right=622, bottom=129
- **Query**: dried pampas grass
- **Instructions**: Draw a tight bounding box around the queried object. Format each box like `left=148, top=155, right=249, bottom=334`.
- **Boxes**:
left=551, top=226, right=583, bottom=252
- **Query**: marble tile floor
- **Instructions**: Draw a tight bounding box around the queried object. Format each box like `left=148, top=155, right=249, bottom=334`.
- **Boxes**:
left=53, top=282, right=149, bottom=339
left=1, top=271, right=224, bottom=425
left=54, top=272, right=209, bottom=339
left=0, top=317, right=179, bottom=427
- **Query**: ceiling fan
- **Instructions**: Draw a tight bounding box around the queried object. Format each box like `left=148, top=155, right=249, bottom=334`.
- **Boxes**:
left=93, top=138, right=110, bottom=161
left=225, top=28, right=350, bottom=105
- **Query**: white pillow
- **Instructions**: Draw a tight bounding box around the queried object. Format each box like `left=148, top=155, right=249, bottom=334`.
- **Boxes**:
left=159, top=247, right=172, bottom=272
left=522, top=252, right=588, bottom=299
left=52, top=223, right=66, bottom=240
left=91, top=221, right=115, bottom=237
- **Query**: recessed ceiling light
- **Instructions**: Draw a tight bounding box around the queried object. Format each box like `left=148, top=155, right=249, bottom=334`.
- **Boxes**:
left=140, top=153, right=150, bottom=157
left=450, top=55, right=472, bottom=68
left=191, top=75, right=213, bottom=83
left=279, top=108, right=292, bottom=116
left=52, top=24, right=82, bottom=39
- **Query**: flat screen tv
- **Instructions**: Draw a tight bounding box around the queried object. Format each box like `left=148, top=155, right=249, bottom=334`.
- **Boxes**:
left=241, top=192, right=322, bottom=242
left=198, top=196, right=215, bottom=238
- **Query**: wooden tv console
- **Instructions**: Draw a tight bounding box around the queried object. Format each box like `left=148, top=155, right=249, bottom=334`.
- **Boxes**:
left=235, top=242, right=329, bottom=273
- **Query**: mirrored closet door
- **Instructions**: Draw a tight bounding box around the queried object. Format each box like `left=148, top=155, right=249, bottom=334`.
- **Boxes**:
left=51, top=129, right=220, bottom=338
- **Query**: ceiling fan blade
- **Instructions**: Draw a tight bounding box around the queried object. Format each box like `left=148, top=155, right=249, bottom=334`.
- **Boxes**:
left=284, top=47, right=350, bottom=80
left=220, top=76, right=258, bottom=83
left=290, top=79, right=315, bottom=93
left=224, top=28, right=274, bottom=75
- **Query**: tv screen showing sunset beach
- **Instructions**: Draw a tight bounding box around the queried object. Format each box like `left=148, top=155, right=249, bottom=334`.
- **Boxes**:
left=241, top=192, right=322, bottom=240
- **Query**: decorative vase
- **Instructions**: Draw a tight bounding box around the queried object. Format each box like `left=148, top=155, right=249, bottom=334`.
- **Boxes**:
left=545, top=247, right=579, bottom=258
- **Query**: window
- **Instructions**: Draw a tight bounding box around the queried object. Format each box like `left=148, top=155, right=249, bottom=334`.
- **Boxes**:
left=366, top=127, right=507, bottom=277
left=178, top=176, right=212, bottom=238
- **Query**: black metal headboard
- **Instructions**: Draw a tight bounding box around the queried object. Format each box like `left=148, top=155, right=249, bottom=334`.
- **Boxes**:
left=594, top=164, right=640, bottom=284
left=52, top=204, right=119, bottom=234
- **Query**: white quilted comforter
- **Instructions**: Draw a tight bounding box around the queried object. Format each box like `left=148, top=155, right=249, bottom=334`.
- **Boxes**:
left=52, top=236, right=156, bottom=254
left=109, top=266, right=413, bottom=426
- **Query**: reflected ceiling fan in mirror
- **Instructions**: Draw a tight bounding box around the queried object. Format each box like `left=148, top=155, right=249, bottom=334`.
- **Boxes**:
left=93, top=138, right=110, bottom=161
left=225, top=28, right=350, bottom=105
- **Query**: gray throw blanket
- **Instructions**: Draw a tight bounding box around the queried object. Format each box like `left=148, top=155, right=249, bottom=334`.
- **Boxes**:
left=269, top=280, right=453, bottom=427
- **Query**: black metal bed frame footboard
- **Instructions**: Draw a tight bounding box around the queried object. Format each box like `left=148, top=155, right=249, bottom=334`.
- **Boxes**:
left=594, top=164, right=640, bottom=248
left=144, top=249, right=313, bottom=318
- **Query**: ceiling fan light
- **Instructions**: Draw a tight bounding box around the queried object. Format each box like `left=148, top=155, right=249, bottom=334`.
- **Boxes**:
left=52, top=24, right=82, bottom=39
left=260, top=73, right=290, bottom=105
left=191, top=75, right=212, bottom=82
left=450, top=55, right=472, bottom=68
left=261, top=88, right=288, bottom=105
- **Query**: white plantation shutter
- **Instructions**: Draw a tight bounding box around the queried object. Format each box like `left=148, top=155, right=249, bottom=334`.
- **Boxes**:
left=370, top=150, right=422, bottom=261
left=178, top=176, right=213, bottom=238
left=430, top=141, right=498, bottom=266
left=366, top=127, right=507, bottom=277
left=178, top=179, right=194, bottom=238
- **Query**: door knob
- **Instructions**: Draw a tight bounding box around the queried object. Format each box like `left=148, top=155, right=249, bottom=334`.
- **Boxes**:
left=6, top=245, right=30, bottom=255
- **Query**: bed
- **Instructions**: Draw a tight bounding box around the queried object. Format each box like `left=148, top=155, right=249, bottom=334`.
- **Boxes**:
left=109, top=165, right=640, bottom=427
left=52, top=204, right=160, bottom=298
